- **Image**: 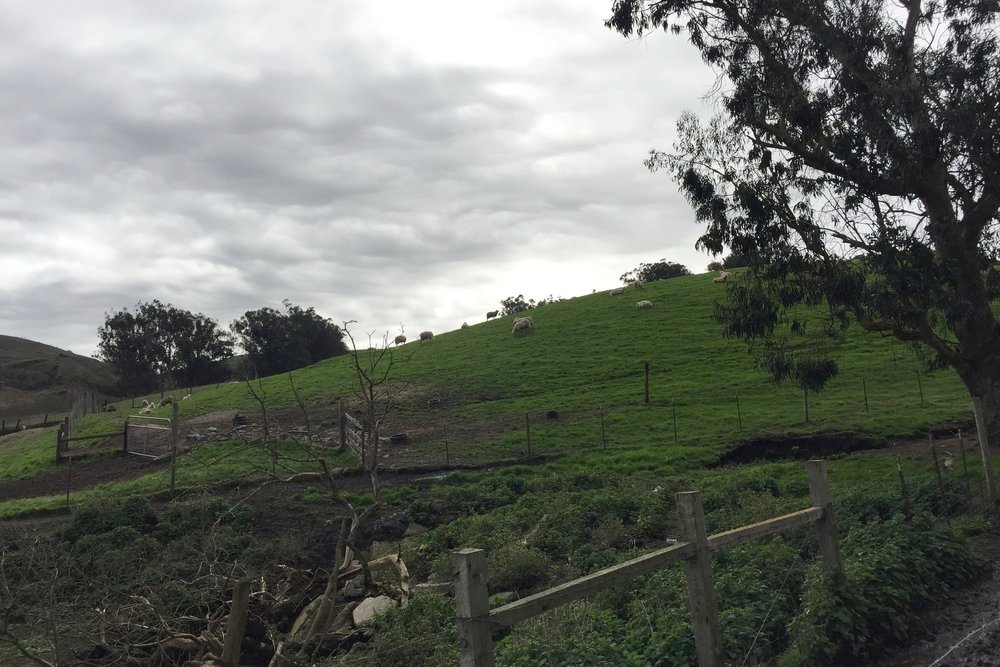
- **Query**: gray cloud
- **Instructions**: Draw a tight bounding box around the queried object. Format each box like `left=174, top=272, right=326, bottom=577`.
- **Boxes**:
left=0, top=0, right=717, bottom=356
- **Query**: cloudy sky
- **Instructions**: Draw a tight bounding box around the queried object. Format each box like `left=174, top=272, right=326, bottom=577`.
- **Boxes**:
left=0, top=0, right=718, bottom=356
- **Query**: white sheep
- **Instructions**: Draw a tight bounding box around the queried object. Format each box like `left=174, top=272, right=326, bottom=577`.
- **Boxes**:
left=713, top=271, right=732, bottom=284
left=637, top=300, right=653, bottom=309
left=609, top=288, right=625, bottom=296
left=419, top=330, right=434, bottom=342
left=157, top=395, right=175, bottom=408
left=512, top=317, right=533, bottom=335
left=486, top=310, right=499, bottom=320
left=461, top=322, right=470, bottom=329
left=394, top=334, right=407, bottom=346
left=632, top=280, right=645, bottom=290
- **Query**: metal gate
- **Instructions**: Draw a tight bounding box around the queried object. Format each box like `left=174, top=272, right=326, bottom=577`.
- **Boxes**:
left=125, top=416, right=173, bottom=460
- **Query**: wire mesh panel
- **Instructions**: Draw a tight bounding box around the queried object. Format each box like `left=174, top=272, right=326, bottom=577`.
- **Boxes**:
left=125, top=416, right=173, bottom=460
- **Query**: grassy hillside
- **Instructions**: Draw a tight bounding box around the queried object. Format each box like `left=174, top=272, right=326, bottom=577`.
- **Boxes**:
left=0, top=334, right=118, bottom=422
left=128, top=271, right=969, bottom=460
left=0, top=272, right=987, bottom=666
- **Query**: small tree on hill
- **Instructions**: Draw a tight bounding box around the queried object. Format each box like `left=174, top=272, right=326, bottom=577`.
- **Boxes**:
left=620, top=259, right=691, bottom=285
left=608, top=1, right=1000, bottom=436
left=500, top=294, right=536, bottom=316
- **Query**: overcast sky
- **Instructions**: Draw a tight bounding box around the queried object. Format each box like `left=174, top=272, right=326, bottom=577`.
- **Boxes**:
left=0, top=0, right=718, bottom=356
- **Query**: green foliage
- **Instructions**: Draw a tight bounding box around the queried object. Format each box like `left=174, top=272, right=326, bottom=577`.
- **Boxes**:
left=489, top=543, right=550, bottom=593
left=230, top=299, right=347, bottom=377
left=610, top=0, right=1000, bottom=427
left=496, top=603, right=631, bottom=666
left=784, top=514, right=981, bottom=664
left=63, top=495, right=157, bottom=541
left=97, top=300, right=233, bottom=393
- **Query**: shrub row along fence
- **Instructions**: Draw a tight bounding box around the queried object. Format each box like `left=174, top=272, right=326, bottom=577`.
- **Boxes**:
left=452, top=460, right=842, bottom=667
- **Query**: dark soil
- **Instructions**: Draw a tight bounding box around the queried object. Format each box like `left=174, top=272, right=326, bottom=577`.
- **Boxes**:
left=0, top=451, right=166, bottom=503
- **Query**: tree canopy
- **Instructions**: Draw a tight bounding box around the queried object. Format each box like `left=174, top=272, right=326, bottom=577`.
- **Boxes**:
left=620, top=259, right=691, bottom=284
left=97, top=301, right=232, bottom=394
left=230, top=300, right=347, bottom=377
left=608, top=1, right=1000, bottom=429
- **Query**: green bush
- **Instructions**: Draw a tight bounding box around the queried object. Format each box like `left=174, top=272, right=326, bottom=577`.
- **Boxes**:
left=489, top=544, right=550, bottom=593
left=325, top=594, right=457, bottom=666
left=783, top=513, right=981, bottom=664
left=64, top=495, right=157, bottom=541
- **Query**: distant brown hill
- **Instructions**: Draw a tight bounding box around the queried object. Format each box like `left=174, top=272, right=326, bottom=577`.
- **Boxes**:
left=0, top=335, right=118, bottom=421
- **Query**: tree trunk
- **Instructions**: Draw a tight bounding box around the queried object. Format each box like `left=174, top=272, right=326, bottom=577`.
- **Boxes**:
left=954, top=359, right=1000, bottom=447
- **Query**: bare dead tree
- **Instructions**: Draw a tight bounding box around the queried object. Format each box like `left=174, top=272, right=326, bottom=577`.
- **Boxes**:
left=341, top=322, right=411, bottom=503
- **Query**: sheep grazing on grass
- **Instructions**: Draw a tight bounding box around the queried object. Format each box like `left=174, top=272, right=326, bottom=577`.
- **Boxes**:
left=632, top=280, right=645, bottom=290
left=512, top=317, right=533, bottom=335
left=419, top=330, right=434, bottom=342
left=158, top=395, right=174, bottom=408
left=609, top=288, right=625, bottom=296
left=713, top=271, right=732, bottom=284
left=461, top=322, right=470, bottom=329
left=486, top=310, right=499, bottom=320
left=394, top=334, right=407, bottom=346
left=637, top=300, right=653, bottom=310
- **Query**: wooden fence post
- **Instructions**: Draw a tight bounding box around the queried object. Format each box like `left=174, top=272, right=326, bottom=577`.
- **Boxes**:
left=916, top=371, right=925, bottom=405
left=735, top=389, right=742, bottom=431
left=805, top=460, right=843, bottom=580
left=600, top=406, right=607, bottom=449
left=803, top=387, right=810, bottom=423
left=897, top=455, right=912, bottom=517
left=676, top=491, right=724, bottom=667
left=862, top=378, right=869, bottom=412
left=221, top=579, right=251, bottom=667
left=643, top=362, right=650, bottom=404
left=524, top=412, right=532, bottom=457
left=930, top=437, right=950, bottom=525
left=972, top=396, right=997, bottom=506
left=169, top=402, right=179, bottom=493
left=123, top=417, right=130, bottom=452
left=959, top=429, right=972, bottom=500
left=672, top=404, right=678, bottom=443
left=453, top=548, right=494, bottom=667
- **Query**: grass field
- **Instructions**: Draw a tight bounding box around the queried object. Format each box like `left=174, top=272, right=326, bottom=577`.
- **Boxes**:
left=0, top=271, right=989, bottom=666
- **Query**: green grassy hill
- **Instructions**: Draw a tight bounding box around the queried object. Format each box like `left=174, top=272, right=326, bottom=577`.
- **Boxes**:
left=135, top=270, right=969, bottom=463
left=0, top=272, right=986, bottom=666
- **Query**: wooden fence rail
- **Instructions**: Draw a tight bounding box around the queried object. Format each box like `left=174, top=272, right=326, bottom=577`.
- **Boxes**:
left=453, top=459, right=842, bottom=667
left=55, top=417, right=125, bottom=464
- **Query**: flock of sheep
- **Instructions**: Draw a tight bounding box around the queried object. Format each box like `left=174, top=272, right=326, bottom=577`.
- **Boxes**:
left=390, top=271, right=732, bottom=345
left=136, top=393, right=190, bottom=415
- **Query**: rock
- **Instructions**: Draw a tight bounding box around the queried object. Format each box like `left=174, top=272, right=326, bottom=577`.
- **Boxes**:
left=404, top=522, right=428, bottom=538
left=341, top=576, right=365, bottom=600
left=352, top=595, right=396, bottom=628
left=289, top=597, right=357, bottom=642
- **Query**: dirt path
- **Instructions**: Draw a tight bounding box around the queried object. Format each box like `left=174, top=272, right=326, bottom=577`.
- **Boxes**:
left=0, top=451, right=166, bottom=502
left=875, top=524, right=1000, bottom=667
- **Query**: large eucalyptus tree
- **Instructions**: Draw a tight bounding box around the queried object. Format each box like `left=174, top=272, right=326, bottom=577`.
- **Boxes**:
left=608, top=1, right=1000, bottom=432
